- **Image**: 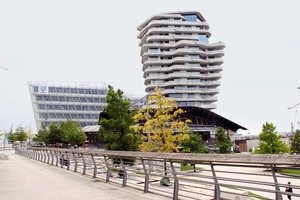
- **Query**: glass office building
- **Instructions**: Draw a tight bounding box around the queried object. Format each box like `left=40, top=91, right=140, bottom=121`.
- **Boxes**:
left=28, top=81, right=142, bottom=131
left=137, top=11, right=225, bottom=110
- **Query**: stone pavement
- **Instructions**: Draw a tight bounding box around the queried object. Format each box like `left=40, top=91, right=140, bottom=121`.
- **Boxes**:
left=0, top=151, right=170, bottom=200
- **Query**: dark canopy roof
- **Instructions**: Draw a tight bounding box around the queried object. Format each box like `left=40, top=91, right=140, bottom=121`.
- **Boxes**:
left=180, top=106, right=247, bottom=132
left=99, top=106, right=247, bottom=133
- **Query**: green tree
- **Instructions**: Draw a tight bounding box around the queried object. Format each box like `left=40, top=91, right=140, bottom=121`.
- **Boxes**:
left=215, top=127, right=233, bottom=154
left=290, top=129, right=300, bottom=154
left=255, top=122, right=289, bottom=154
left=100, top=85, right=139, bottom=151
left=181, top=132, right=207, bottom=153
left=7, top=127, right=16, bottom=144
left=131, top=87, right=190, bottom=153
left=27, top=125, right=34, bottom=145
left=47, top=123, right=63, bottom=144
left=180, top=132, right=207, bottom=172
left=33, top=123, right=49, bottom=143
left=60, top=119, right=87, bottom=146
left=14, top=125, right=28, bottom=145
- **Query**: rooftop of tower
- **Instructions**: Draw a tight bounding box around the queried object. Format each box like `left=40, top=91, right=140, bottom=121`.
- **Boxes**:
left=137, top=11, right=206, bottom=31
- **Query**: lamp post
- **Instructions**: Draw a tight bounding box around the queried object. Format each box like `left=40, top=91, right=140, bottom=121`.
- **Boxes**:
left=287, top=87, right=300, bottom=109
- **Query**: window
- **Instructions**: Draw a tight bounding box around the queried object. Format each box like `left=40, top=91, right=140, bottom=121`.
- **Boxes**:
left=48, top=87, right=55, bottom=93
left=49, top=113, right=56, bottom=119
left=63, top=113, right=71, bottom=118
left=51, top=96, right=58, bottom=101
left=78, top=114, right=84, bottom=119
left=58, top=96, right=66, bottom=101
left=78, top=89, right=84, bottom=94
left=36, top=96, right=43, bottom=101
left=71, top=88, right=77, bottom=93
left=199, top=35, right=209, bottom=45
left=44, top=96, right=51, bottom=101
left=40, top=113, right=48, bottom=119
left=54, top=105, right=61, bottom=110
left=169, top=94, right=183, bottom=98
left=46, top=105, right=53, bottom=110
left=91, top=89, right=97, bottom=94
left=174, top=86, right=185, bottom=90
left=73, top=97, right=79, bottom=102
left=71, top=114, right=77, bottom=118
left=66, top=97, right=72, bottom=102
left=33, top=86, right=38, bottom=92
left=100, top=98, right=106, bottom=103
left=61, top=105, right=68, bottom=110
left=38, top=104, right=46, bottom=110
left=63, top=88, right=70, bottom=93
left=183, top=15, right=197, bottom=22
left=87, top=98, right=93, bottom=103
left=80, top=97, right=86, bottom=102
left=56, top=88, right=63, bottom=93
left=89, top=106, right=96, bottom=111
left=84, top=114, right=91, bottom=119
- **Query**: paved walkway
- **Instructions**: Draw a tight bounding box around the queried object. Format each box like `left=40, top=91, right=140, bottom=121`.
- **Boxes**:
left=0, top=151, right=170, bottom=200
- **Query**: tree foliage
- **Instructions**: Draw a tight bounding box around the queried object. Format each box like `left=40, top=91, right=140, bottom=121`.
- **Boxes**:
left=33, top=123, right=49, bottom=143
left=255, top=122, right=289, bottom=154
left=14, top=125, right=28, bottom=142
left=290, top=129, right=300, bottom=154
left=180, top=132, right=207, bottom=153
left=215, top=127, right=233, bottom=154
left=99, top=85, right=139, bottom=151
left=33, top=120, right=86, bottom=146
left=131, top=87, right=190, bottom=153
left=60, top=120, right=87, bottom=146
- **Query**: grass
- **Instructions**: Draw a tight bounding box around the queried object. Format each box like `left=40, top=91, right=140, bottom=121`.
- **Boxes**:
left=223, top=185, right=268, bottom=200
left=278, top=169, right=300, bottom=175
left=180, top=164, right=202, bottom=171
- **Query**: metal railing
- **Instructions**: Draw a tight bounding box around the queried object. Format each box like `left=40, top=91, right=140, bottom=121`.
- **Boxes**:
left=16, top=147, right=300, bottom=200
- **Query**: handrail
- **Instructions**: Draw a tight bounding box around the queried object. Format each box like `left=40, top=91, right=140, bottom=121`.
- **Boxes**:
left=27, top=147, right=300, bottom=165
left=17, top=147, right=300, bottom=200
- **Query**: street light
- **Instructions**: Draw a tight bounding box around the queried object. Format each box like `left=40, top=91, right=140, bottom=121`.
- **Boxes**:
left=288, top=103, right=300, bottom=110
left=0, top=66, right=8, bottom=70
left=287, top=87, right=300, bottom=109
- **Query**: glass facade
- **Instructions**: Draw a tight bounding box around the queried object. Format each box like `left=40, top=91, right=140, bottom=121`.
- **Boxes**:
left=28, top=81, right=142, bottom=131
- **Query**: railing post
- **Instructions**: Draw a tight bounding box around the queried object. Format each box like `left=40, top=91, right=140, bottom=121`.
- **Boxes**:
left=120, top=158, right=127, bottom=187
left=141, top=158, right=149, bottom=193
left=46, top=150, right=50, bottom=164
left=60, top=152, right=64, bottom=168
left=66, top=152, right=70, bottom=170
left=211, top=163, right=220, bottom=200
left=43, top=150, right=47, bottom=163
left=82, top=153, right=86, bottom=175
left=50, top=150, right=54, bottom=165
left=55, top=151, right=59, bottom=167
left=271, top=165, right=283, bottom=200
left=170, top=161, right=179, bottom=200
left=73, top=152, right=78, bottom=172
left=91, top=154, right=97, bottom=178
left=37, top=150, right=40, bottom=161
left=103, top=156, right=110, bottom=182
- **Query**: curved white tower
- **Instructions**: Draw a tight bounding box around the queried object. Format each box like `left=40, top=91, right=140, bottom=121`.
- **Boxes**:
left=137, top=11, right=225, bottom=110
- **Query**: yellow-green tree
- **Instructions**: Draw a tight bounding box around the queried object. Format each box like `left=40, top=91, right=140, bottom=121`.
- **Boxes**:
left=131, top=87, right=190, bottom=153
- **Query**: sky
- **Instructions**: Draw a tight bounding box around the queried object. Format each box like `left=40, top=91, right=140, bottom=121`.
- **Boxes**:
left=0, top=0, right=300, bottom=135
